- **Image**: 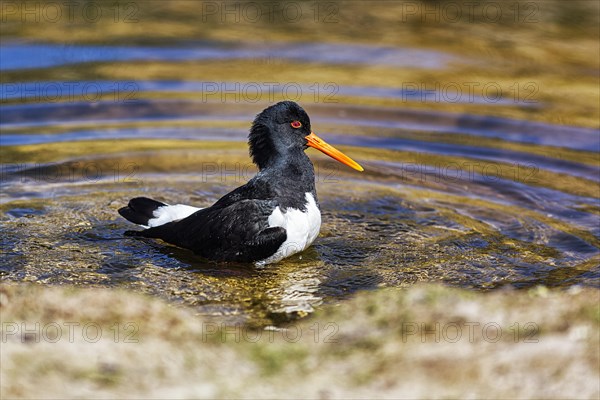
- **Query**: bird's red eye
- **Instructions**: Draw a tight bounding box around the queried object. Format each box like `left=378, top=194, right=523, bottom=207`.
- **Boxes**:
left=291, top=121, right=302, bottom=129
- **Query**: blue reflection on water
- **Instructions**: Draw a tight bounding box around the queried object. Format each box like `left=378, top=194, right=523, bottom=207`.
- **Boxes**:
left=0, top=41, right=461, bottom=71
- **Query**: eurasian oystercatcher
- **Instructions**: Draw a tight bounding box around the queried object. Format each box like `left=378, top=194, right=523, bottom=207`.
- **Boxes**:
left=119, top=101, right=363, bottom=264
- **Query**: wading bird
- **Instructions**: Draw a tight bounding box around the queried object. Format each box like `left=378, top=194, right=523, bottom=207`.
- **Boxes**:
left=119, top=101, right=363, bottom=264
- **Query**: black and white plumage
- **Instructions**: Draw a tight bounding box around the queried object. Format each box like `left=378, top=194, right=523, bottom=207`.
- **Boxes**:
left=119, top=101, right=363, bottom=265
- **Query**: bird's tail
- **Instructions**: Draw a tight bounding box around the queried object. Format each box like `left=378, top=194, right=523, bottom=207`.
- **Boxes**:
left=119, top=197, right=201, bottom=228
left=118, top=197, right=167, bottom=227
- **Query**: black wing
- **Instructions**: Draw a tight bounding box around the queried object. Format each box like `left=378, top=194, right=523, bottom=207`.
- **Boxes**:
left=210, top=177, right=275, bottom=209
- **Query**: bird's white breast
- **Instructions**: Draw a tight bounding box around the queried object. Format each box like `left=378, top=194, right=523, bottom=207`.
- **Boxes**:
left=258, top=192, right=321, bottom=265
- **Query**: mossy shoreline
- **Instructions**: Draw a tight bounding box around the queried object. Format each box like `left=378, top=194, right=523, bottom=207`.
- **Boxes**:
left=1, top=283, right=598, bottom=399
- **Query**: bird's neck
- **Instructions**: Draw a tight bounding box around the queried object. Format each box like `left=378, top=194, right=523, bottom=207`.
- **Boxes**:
left=260, top=149, right=316, bottom=194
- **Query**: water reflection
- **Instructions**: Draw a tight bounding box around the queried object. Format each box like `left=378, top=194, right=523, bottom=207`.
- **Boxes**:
left=1, top=41, right=460, bottom=71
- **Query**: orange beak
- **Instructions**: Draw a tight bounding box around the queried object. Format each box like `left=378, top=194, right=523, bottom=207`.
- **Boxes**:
left=305, top=132, right=364, bottom=172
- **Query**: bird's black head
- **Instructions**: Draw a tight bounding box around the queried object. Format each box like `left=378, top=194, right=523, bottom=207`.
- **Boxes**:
left=249, top=101, right=312, bottom=170
left=249, top=101, right=364, bottom=172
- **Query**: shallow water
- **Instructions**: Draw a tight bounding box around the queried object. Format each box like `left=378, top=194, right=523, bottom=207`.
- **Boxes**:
left=1, top=0, right=599, bottom=327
